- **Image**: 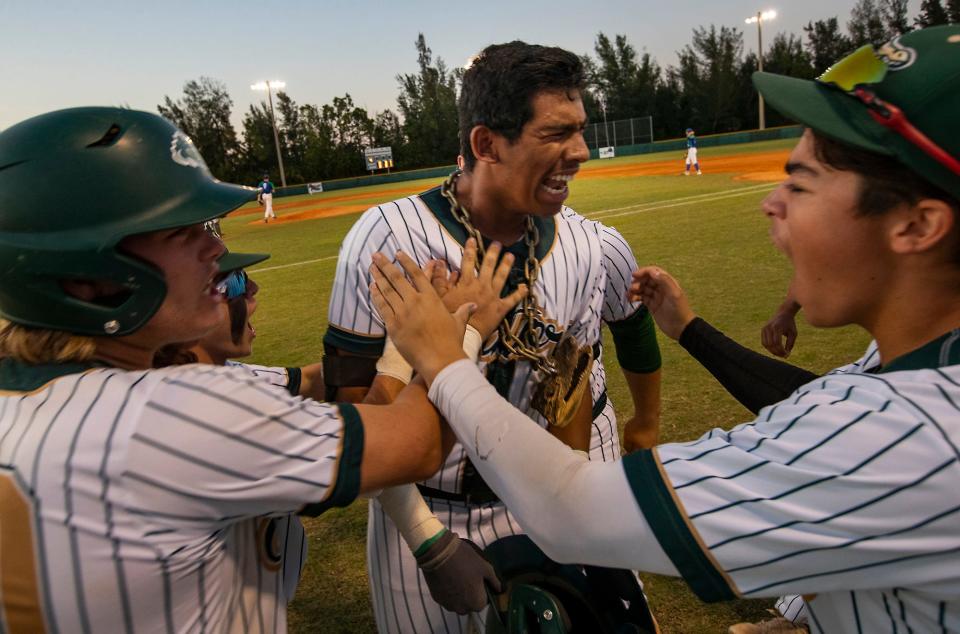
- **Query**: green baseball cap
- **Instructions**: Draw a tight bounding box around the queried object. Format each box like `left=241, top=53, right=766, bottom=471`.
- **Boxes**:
left=753, top=25, right=960, bottom=200
left=217, top=251, right=270, bottom=274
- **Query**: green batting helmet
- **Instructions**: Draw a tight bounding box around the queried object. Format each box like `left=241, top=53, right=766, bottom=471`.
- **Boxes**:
left=0, top=107, right=255, bottom=336
left=483, top=536, right=657, bottom=634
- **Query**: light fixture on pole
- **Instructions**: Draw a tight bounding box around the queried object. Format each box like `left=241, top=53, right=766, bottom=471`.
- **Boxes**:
left=251, top=80, right=288, bottom=187
left=745, top=9, right=777, bottom=130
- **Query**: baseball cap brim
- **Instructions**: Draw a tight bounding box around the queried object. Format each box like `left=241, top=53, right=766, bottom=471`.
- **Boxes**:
left=218, top=251, right=270, bottom=273
left=752, top=71, right=896, bottom=158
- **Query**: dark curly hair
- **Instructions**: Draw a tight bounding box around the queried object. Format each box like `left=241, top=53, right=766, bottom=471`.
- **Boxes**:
left=458, top=41, right=585, bottom=171
left=811, top=131, right=960, bottom=263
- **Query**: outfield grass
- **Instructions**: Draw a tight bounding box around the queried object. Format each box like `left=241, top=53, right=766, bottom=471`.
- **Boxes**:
left=218, top=139, right=871, bottom=633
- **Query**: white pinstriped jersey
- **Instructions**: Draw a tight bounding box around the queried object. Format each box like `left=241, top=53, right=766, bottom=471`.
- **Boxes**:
left=326, top=187, right=607, bottom=493
left=226, top=361, right=301, bottom=399
left=0, top=361, right=362, bottom=633
left=560, top=209, right=647, bottom=462
left=327, top=188, right=605, bottom=634
left=623, top=333, right=960, bottom=633
left=227, top=361, right=308, bottom=604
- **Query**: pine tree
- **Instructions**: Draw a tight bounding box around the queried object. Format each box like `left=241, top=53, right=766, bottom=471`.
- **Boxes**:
left=915, top=0, right=950, bottom=27
left=946, top=0, right=960, bottom=23
left=882, top=0, right=912, bottom=34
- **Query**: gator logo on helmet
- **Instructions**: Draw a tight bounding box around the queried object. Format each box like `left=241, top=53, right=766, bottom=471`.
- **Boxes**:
left=876, top=36, right=917, bottom=71
left=169, top=130, right=209, bottom=171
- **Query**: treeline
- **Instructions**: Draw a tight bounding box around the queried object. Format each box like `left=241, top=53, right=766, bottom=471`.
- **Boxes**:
left=159, top=0, right=960, bottom=186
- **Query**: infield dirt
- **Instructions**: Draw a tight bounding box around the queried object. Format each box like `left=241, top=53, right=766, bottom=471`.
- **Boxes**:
left=238, top=149, right=790, bottom=225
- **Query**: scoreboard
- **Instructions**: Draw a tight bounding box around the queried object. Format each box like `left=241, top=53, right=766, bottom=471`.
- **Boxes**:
left=364, top=146, right=394, bottom=171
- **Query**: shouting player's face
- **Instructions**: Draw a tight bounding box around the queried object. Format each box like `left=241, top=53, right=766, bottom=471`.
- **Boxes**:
left=198, top=275, right=260, bottom=363
left=762, top=130, right=892, bottom=329
left=494, top=89, right=590, bottom=217
left=120, top=223, right=227, bottom=346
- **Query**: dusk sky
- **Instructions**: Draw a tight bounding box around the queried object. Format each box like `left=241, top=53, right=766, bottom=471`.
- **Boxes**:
left=1, top=0, right=920, bottom=132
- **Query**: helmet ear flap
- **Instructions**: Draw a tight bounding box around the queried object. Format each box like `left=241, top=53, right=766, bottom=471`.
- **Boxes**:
left=0, top=245, right=167, bottom=336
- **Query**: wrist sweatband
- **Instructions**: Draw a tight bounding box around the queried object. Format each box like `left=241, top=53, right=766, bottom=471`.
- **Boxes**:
left=462, top=325, right=482, bottom=361
left=375, top=336, right=414, bottom=385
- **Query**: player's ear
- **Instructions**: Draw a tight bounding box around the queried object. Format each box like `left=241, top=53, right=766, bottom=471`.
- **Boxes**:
left=887, top=198, right=956, bottom=257
left=469, top=125, right=500, bottom=165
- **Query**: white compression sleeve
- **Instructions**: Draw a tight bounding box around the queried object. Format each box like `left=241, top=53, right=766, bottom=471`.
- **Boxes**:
left=428, top=359, right=679, bottom=575
left=377, top=484, right=446, bottom=553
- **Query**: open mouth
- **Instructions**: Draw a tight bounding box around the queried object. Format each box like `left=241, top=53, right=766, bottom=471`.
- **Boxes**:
left=539, top=173, right=575, bottom=198
left=206, top=275, right=225, bottom=300
left=247, top=320, right=256, bottom=337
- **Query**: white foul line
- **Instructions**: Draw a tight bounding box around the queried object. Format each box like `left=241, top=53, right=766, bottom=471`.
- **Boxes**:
left=247, top=182, right=779, bottom=274
left=588, top=182, right=776, bottom=221
left=587, top=182, right=774, bottom=218
left=248, top=255, right=339, bottom=274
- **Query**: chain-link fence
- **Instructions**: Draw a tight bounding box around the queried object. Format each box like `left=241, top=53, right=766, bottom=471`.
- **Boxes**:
left=583, top=116, right=654, bottom=150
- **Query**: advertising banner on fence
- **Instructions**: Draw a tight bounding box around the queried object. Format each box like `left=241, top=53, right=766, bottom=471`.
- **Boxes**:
left=307, top=182, right=324, bottom=194
left=599, top=146, right=616, bottom=159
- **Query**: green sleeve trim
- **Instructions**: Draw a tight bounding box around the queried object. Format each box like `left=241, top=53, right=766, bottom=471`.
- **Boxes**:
left=413, top=528, right=449, bottom=558
left=607, top=307, right=662, bottom=373
left=301, top=402, right=365, bottom=516
left=621, top=449, right=736, bottom=602
left=285, top=367, right=302, bottom=397
left=323, top=325, right=385, bottom=356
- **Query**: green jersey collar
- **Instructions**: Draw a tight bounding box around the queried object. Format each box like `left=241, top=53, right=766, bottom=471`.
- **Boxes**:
left=880, top=328, right=960, bottom=373
left=418, top=185, right=556, bottom=261
left=0, top=358, right=102, bottom=392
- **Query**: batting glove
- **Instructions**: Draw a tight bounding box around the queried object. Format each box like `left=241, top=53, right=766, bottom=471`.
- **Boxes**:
left=415, top=530, right=502, bottom=614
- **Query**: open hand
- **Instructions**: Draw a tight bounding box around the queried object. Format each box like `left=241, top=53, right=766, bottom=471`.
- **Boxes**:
left=370, top=251, right=470, bottom=384
left=629, top=266, right=696, bottom=341
left=439, top=239, right=528, bottom=340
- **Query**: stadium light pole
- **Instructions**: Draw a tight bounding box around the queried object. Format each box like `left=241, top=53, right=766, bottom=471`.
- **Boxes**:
left=251, top=80, right=288, bottom=187
left=745, top=9, right=777, bottom=130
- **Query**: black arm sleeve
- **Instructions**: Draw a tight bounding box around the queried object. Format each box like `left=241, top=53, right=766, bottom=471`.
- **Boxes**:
left=678, top=317, right=819, bottom=415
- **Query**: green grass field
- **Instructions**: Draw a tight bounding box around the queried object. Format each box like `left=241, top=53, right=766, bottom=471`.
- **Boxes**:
left=218, top=139, right=872, bottom=633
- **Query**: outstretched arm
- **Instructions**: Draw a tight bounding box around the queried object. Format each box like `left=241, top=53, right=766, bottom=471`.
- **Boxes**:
left=367, top=253, right=678, bottom=572
left=630, top=266, right=817, bottom=414
left=361, top=240, right=524, bottom=613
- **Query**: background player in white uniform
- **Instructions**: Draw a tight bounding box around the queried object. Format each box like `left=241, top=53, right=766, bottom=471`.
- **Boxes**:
left=685, top=128, right=702, bottom=176
left=325, top=42, right=609, bottom=632
left=0, top=107, right=517, bottom=633
left=258, top=174, right=277, bottom=222
left=372, top=26, right=960, bottom=634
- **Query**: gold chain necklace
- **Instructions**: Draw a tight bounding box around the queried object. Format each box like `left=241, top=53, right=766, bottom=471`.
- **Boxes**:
left=440, top=170, right=558, bottom=375
left=438, top=170, right=595, bottom=429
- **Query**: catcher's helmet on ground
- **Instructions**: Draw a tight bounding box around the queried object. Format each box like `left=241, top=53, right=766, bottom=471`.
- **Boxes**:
left=0, top=107, right=254, bottom=336
left=483, top=536, right=657, bottom=634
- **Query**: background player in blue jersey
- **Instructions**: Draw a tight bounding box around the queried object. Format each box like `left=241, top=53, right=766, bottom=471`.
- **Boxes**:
left=371, top=26, right=960, bottom=633
left=685, top=127, right=702, bottom=175
left=258, top=173, right=277, bottom=222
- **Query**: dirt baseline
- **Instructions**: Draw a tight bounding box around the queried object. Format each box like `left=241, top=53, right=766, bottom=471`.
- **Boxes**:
left=238, top=149, right=789, bottom=226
